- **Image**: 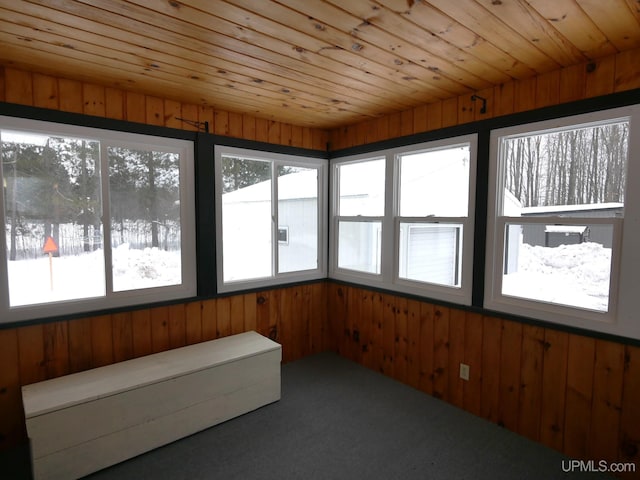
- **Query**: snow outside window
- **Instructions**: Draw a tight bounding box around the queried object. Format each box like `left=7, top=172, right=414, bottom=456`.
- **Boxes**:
left=214, top=146, right=327, bottom=293
left=330, top=135, right=476, bottom=305
left=0, top=116, right=196, bottom=324
left=486, top=105, right=640, bottom=338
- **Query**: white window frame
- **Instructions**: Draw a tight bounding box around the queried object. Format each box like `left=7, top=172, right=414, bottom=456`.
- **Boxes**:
left=0, top=115, right=197, bottom=324
left=214, top=145, right=327, bottom=293
left=330, top=135, right=477, bottom=305
left=485, top=105, right=640, bottom=339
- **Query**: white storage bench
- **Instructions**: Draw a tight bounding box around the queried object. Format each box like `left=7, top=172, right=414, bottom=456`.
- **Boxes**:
left=21, top=331, right=281, bottom=480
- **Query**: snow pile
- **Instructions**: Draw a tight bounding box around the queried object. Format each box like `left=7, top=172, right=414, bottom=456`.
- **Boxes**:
left=112, top=243, right=181, bottom=291
left=502, top=242, right=612, bottom=311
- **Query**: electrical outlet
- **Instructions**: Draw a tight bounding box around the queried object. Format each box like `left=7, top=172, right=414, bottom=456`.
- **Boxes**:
left=459, top=363, right=470, bottom=381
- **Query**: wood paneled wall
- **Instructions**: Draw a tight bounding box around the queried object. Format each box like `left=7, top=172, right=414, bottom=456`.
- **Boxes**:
left=329, top=48, right=640, bottom=150
left=0, top=283, right=329, bottom=449
left=0, top=67, right=329, bottom=150
left=328, top=283, right=640, bottom=478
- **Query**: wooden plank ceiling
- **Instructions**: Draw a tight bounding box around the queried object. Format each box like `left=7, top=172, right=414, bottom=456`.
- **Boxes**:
left=0, top=0, right=639, bottom=129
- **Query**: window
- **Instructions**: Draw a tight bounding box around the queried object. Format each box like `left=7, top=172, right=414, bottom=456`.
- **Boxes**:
left=331, top=136, right=476, bottom=304
left=214, top=146, right=327, bottom=292
left=335, top=158, right=385, bottom=275
left=0, top=116, right=196, bottom=323
left=485, top=105, right=640, bottom=336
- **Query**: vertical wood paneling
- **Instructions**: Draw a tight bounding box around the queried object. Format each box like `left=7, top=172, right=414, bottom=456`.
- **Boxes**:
left=463, top=312, right=483, bottom=416
left=201, top=299, right=218, bottom=341
left=614, top=49, right=640, bottom=91
left=68, top=318, right=93, bottom=373
left=559, top=64, right=587, bottom=103
left=180, top=104, right=199, bottom=132
left=105, top=87, right=125, bottom=120
left=0, top=329, right=23, bottom=448
left=111, top=312, right=133, bottom=363
left=493, top=82, right=515, bottom=117
left=58, top=79, right=83, bottom=114
left=145, top=96, right=164, bottom=126
left=418, top=302, right=435, bottom=395
left=381, top=294, right=396, bottom=377
left=585, top=56, right=616, bottom=98
left=447, top=308, right=466, bottom=409
left=564, top=334, right=595, bottom=459
left=457, top=95, right=475, bottom=125
left=17, top=324, right=45, bottom=385
left=394, top=296, right=409, bottom=384
left=473, top=87, right=494, bottom=121
left=90, top=315, right=114, bottom=367
left=83, top=84, right=106, bottom=117
left=589, top=340, right=624, bottom=463
left=518, top=325, right=544, bottom=441
left=535, top=70, right=560, bottom=108
left=441, top=97, right=458, bottom=128
left=131, top=308, right=153, bottom=358
left=32, top=74, right=59, bottom=110
left=406, top=298, right=422, bottom=390
left=216, top=296, right=232, bottom=339
left=371, top=292, right=385, bottom=373
left=149, top=306, right=169, bottom=353
left=432, top=306, right=449, bottom=401
left=620, top=345, right=640, bottom=468
left=125, top=92, right=146, bottom=124
left=481, top=315, right=502, bottom=423
left=168, top=303, right=187, bottom=349
left=199, top=105, right=215, bottom=133
left=42, top=322, right=69, bottom=379
left=5, top=68, right=33, bottom=105
left=539, top=329, right=568, bottom=452
left=243, top=292, right=258, bottom=333
left=498, top=321, right=522, bottom=430
left=185, top=301, right=203, bottom=345
left=514, top=77, right=537, bottom=113
left=229, top=294, right=245, bottom=336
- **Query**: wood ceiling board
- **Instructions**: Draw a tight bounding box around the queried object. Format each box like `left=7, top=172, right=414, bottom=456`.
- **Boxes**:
left=0, top=8, right=379, bottom=122
left=374, top=0, right=538, bottom=80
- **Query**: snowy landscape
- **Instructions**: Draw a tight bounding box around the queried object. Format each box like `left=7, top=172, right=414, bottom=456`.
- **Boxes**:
left=7, top=243, right=181, bottom=306
left=502, top=241, right=611, bottom=311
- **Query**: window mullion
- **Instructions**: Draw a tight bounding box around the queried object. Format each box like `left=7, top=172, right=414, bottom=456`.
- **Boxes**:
left=100, top=143, right=113, bottom=295
left=272, top=161, right=278, bottom=277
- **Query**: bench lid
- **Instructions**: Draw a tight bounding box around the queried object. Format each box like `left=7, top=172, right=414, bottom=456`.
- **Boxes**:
left=22, top=331, right=281, bottom=418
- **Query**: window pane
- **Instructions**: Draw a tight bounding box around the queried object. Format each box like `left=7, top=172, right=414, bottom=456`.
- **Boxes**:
left=399, top=146, right=470, bottom=217
left=108, top=147, right=182, bottom=291
left=338, top=220, right=381, bottom=274
left=338, top=159, right=385, bottom=216
left=221, top=156, right=272, bottom=282
left=2, top=131, right=105, bottom=306
left=398, top=222, right=462, bottom=287
left=278, top=165, right=318, bottom=273
left=502, top=223, right=614, bottom=311
left=501, top=121, right=628, bottom=215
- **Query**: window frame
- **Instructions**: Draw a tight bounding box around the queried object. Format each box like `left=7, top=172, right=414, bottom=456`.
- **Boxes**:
left=214, top=145, right=328, bottom=293
left=484, top=104, right=640, bottom=337
left=0, top=115, right=197, bottom=324
left=330, top=135, right=477, bottom=305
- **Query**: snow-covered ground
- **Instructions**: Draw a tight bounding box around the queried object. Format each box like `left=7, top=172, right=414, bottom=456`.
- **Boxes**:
left=7, top=243, right=181, bottom=306
left=6, top=239, right=611, bottom=313
left=502, top=241, right=612, bottom=311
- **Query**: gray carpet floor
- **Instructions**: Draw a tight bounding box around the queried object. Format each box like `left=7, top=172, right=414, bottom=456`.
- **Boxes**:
left=4, top=351, right=612, bottom=479
left=85, top=351, right=610, bottom=480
